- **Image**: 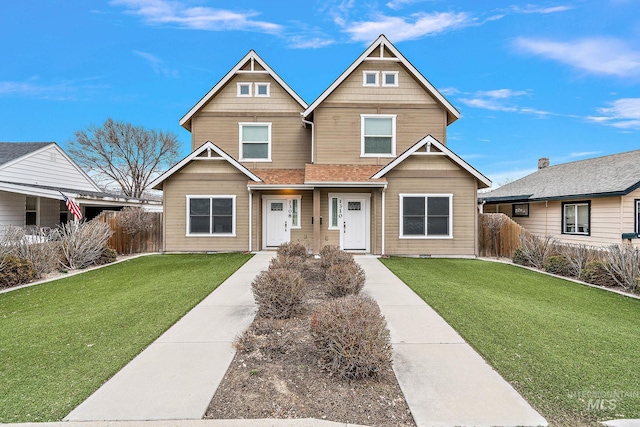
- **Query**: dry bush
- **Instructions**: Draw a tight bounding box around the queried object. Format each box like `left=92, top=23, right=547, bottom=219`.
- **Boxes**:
left=96, top=247, right=118, bottom=265
left=325, top=262, right=366, bottom=297
left=276, top=241, right=309, bottom=260
left=516, top=233, right=558, bottom=269
left=233, top=318, right=294, bottom=357
left=58, top=221, right=114, bottom=270
left=269, top=253, right=306, bottom=271
left=543, top=255, right=572, bottom=276
left=557, top=243, right=598, bottom=278
left=320, top=246, right=354, bottom=269
left=580, top=260, right=619, bottom=287
left=117, top=207, right=155, bottom=254
left=602, top=244, right=640, bottom=292
left=0, top=226, right=60, bottom=277
left=309, top=294, right=392, bottom=380
left=0, top=255, right=36, bottom=289
left=251, top=267, right=307, bottom=319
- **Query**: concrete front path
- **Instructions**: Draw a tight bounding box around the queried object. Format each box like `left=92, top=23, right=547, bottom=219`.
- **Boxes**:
left=356, top=256, right=548, bottom=427
left=65, top=252, right=273, bottom=422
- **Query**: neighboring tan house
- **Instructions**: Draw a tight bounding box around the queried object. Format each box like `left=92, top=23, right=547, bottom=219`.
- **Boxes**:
left=480, top=150, right=640, bottom=247
left=0, top=142, right=161, bottom=233
left=151, top=35, right=491, bottom=255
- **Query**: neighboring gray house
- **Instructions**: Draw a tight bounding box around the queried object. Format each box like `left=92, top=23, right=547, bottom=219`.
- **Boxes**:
left=0, top=142, right=160, bottom=233
left=479, top=150, right=640, bottom=247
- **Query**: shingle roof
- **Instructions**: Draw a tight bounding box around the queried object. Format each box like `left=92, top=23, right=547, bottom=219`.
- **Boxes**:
left=304, top=164, right=385, bottom=184
left=0, top=142, right=52, bottom=166
left=480, top=149, right=640, bottom=202
left=251, top=169, right=305, bottom=185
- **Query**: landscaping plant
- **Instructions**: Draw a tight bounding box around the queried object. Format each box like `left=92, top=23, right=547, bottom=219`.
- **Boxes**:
left=515, top=233, right=557, bottom=269
left=251, top=267, right=307, bottom=319
left=602, top=243, right=640, bottom=292
left=579, top=260, right=619, bottom=287
left=320, top=245, right=354, bottom=269
left=58, top=220, right=113, bottom=270
left=543, top=255, right=572, bottom=276
left=558, top=243, right=598, bottom=279
left=324, top=262, right=366, bottom=297
left=0, top=255, right=36, bottom=289
left=276, top=241, right=309, bottom=260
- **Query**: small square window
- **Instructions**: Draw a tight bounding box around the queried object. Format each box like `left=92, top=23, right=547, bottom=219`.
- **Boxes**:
left=512, top=203, right=529, bottom=217
left=255, top=83, right=270, bottom=97
left=363, top=71, right=379, bottom=86
left=237, top=83, right=252, bottom=97
left=382, top=71, right=398, bottom=87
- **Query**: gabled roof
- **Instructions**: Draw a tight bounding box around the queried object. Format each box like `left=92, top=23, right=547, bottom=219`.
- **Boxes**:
left=372, top=135, right=491, bottom=188
left=305, top=164, right=386, bottom=186
left=0, top=142, right=52, bottom=165
left=150, top=141, right=262, bottom=190
left=180, top=50, right=308, bottom=131
left=479, top=149, right=640, bottom=203
left=302, top=34, right=460, bottom=125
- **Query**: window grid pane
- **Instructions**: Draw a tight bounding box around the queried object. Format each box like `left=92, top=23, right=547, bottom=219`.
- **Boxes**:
left=403, top=197, right=425, bottom=236
left=242, top=142, right=269, bottom=159
left=189, top=197, right=233, bottom=235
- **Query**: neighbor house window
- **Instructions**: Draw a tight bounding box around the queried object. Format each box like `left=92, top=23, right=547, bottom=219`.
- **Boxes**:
left=60, top=200, right=69, bottom=224
left=361, top=115, right=396, bottom=157
left=363, top=71, right=379, bottom=86
left=562, top=201, right=590, bottom=235
left=187, top=196, right=236, bottom=236
left=239, top=123, right=271, bottom=161
left=512, top=203, right=529, bottom=217
left=382, top=71, right=398, bottom=87
left=26, top=196, right=37, bottom=226
left=400, top=194, right=452, bottom=238
left=255, top=83, right=270, bottom=97
left=237, top=83, right=252, bottom=97
left=636, top=199, right=640, bottom=235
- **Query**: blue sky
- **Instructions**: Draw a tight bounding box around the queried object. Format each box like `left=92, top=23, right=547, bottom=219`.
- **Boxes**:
left=1, top=0, right=639, bottom=186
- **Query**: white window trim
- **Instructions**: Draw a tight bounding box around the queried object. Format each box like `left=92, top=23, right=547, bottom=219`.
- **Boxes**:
left=237, top=82, right=252, bottom=97
left=289, top=196, right=302, bottom=229
left=382, top=71, right=399, bottom=87
left=186, top=195, right=236, bottom=237
left=399, top=194, right=453, bottom=239
left=360, top=114, right=396, bottom=158
left=254, top=82, right=270, bottom=97
left=239, top=122, right=272, bottom=162
left=562, top=202, right=590, bottom=235
left=362, top=71, right=379, bottom=87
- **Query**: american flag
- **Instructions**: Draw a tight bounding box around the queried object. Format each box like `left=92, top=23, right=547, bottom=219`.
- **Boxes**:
left=60, top=191, right=83, bottom=221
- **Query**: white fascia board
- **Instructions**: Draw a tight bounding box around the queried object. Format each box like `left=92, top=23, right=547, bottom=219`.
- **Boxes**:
left=304, top=182, right=387, bottom=188
left=247, top=184, right=313, bottom=190
left=150, top=141, right=262, bottom=190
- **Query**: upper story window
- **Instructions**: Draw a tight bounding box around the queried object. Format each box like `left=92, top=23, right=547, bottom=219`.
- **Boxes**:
left=239, top=122, right=271, bottom=161
left=237, top=83, right=252, bottom=97
left=361, top=114, right=396, bottom=157
left=382, top=71, right=398, bottom=87
left=363, top=71, right=379, bottom=86
left=255, top=83, right=270, bottom=97
left=562, top=201, right=590, bottom=235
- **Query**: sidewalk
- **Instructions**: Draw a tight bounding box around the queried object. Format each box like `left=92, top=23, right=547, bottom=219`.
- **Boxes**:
left=356, top=256, right=548, bottom=427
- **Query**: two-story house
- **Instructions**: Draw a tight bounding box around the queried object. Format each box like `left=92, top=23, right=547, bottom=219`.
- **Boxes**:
left=151, top=35, right=491, bottom=255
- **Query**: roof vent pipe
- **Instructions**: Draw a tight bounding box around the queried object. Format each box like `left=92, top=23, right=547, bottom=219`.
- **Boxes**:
left=538, top=157, right=550, bottom=169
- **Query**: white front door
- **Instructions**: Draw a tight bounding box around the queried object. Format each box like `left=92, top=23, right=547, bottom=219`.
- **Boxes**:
left=265, top=199, right=290, bottom=247
left=343, top=198, right=367, bottom=250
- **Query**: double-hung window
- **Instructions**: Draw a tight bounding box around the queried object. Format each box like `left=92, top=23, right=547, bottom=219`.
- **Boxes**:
left=239, top=122, right=271, bottom=161
left=400, top=194, right=452, bottom=238
left=187, top=196, right=235, bottom=236
left=562, top=201, right=590, bottom=235
left=361, top=114, right=396, bottom=157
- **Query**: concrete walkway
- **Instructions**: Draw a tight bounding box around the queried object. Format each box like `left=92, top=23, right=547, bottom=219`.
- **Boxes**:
left=357, top=256, right=548, bottom=427
left=10, top=251, right=547, bottom=427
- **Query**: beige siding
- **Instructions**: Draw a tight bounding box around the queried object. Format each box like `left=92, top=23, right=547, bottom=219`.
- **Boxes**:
left=313, top=106, right=446, bottom=166
left=191, top=114, right=311, bottom=169
left=253, top=190, right=314, bottom=250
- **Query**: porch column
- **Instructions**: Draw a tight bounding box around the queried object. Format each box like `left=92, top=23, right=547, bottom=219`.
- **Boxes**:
left=313, top=188, right=321, bottom=254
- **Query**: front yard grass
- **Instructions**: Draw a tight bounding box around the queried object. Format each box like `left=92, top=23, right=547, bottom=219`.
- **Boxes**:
left=0, top=253, right=251, bottom=423
left=380, top=257, right=640, bottom=427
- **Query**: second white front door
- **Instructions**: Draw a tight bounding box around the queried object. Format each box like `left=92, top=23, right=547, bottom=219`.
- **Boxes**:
left=265, top=199, right=290, bottom=247
left=343, top=198, right=367, bottom=250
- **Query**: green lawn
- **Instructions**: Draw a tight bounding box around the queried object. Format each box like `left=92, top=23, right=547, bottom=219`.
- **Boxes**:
left=380, top=257, right=640, bottom=427
left=0, top=253, right=251, bottom=423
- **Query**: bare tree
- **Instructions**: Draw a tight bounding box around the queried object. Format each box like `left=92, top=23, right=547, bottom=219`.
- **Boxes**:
left=68, top=118, right=180, bottom=198
left=117, top=207, right=155, bottom=254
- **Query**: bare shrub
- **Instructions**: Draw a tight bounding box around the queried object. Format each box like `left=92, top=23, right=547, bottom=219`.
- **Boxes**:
left=0, top=255, right=36, bottom=289
left=251, top=268, right=307, bottom=319
left=580, top=260, right=618, bottom=287
left=602, top=244, right=640, bottom=292
left=320, top=246, right=354, bottom=269
left=276, top=241, right=309, bottom=260
left=543, top=255, right=572, bottom=276
left=516, top=233, right=558, bottom=269
left=0, top=226, right=60, bottom=277
left=269, top=254, right=306, bottom=271
left=117, top=207, right=155, bottom=254
left=557, top=243, right=598, bottom=279
left=325, top=262, right=366, bottom=297
left=58, top=221, right=114, bottom=270
left=233, top=318, right=294, bottom=357
left=310, top=294, right=392, bottom=380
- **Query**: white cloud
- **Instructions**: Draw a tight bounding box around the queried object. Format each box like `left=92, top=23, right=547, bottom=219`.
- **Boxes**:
left=568, top=151, right=601, bottom=158
left=287, top=36, right=335, bottom=49
left=588, top=98, right=640, bottom=129
left=342, top=11, right=473, bottom=43
left=509, top=4, right=574, bottom=14
left=0, top=78, right=107, bottom=100
left=458, top=89, right=528, bottom=112
left=514, top=37, right=640, bottom=77
left=385, top=0, right=431, bottom=10
left=133, top=50, right=179, bottom=78
left=110, top=0, right=282, bottom=33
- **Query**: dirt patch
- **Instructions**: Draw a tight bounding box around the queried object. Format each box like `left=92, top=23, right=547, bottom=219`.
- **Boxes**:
left=205, top=259, right=416, bottom=427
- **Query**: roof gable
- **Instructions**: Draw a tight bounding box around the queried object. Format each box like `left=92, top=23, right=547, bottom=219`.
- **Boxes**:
left=180, top=51, right=308, bottom=131
left=480, top=149, right=640, bottom=202
left=0, top=142, right=52, bottom=165
left=372, top=135, right=491, bottom=188
left=150, top=141, right=262, bottom=189
left=303, top=34, right=460, bottom=124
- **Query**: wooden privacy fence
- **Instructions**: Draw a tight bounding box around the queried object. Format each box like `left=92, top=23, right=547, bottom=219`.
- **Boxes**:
left=478, top=213, right=530, bottom=259
left=94, top=210, right=163, bottom=254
